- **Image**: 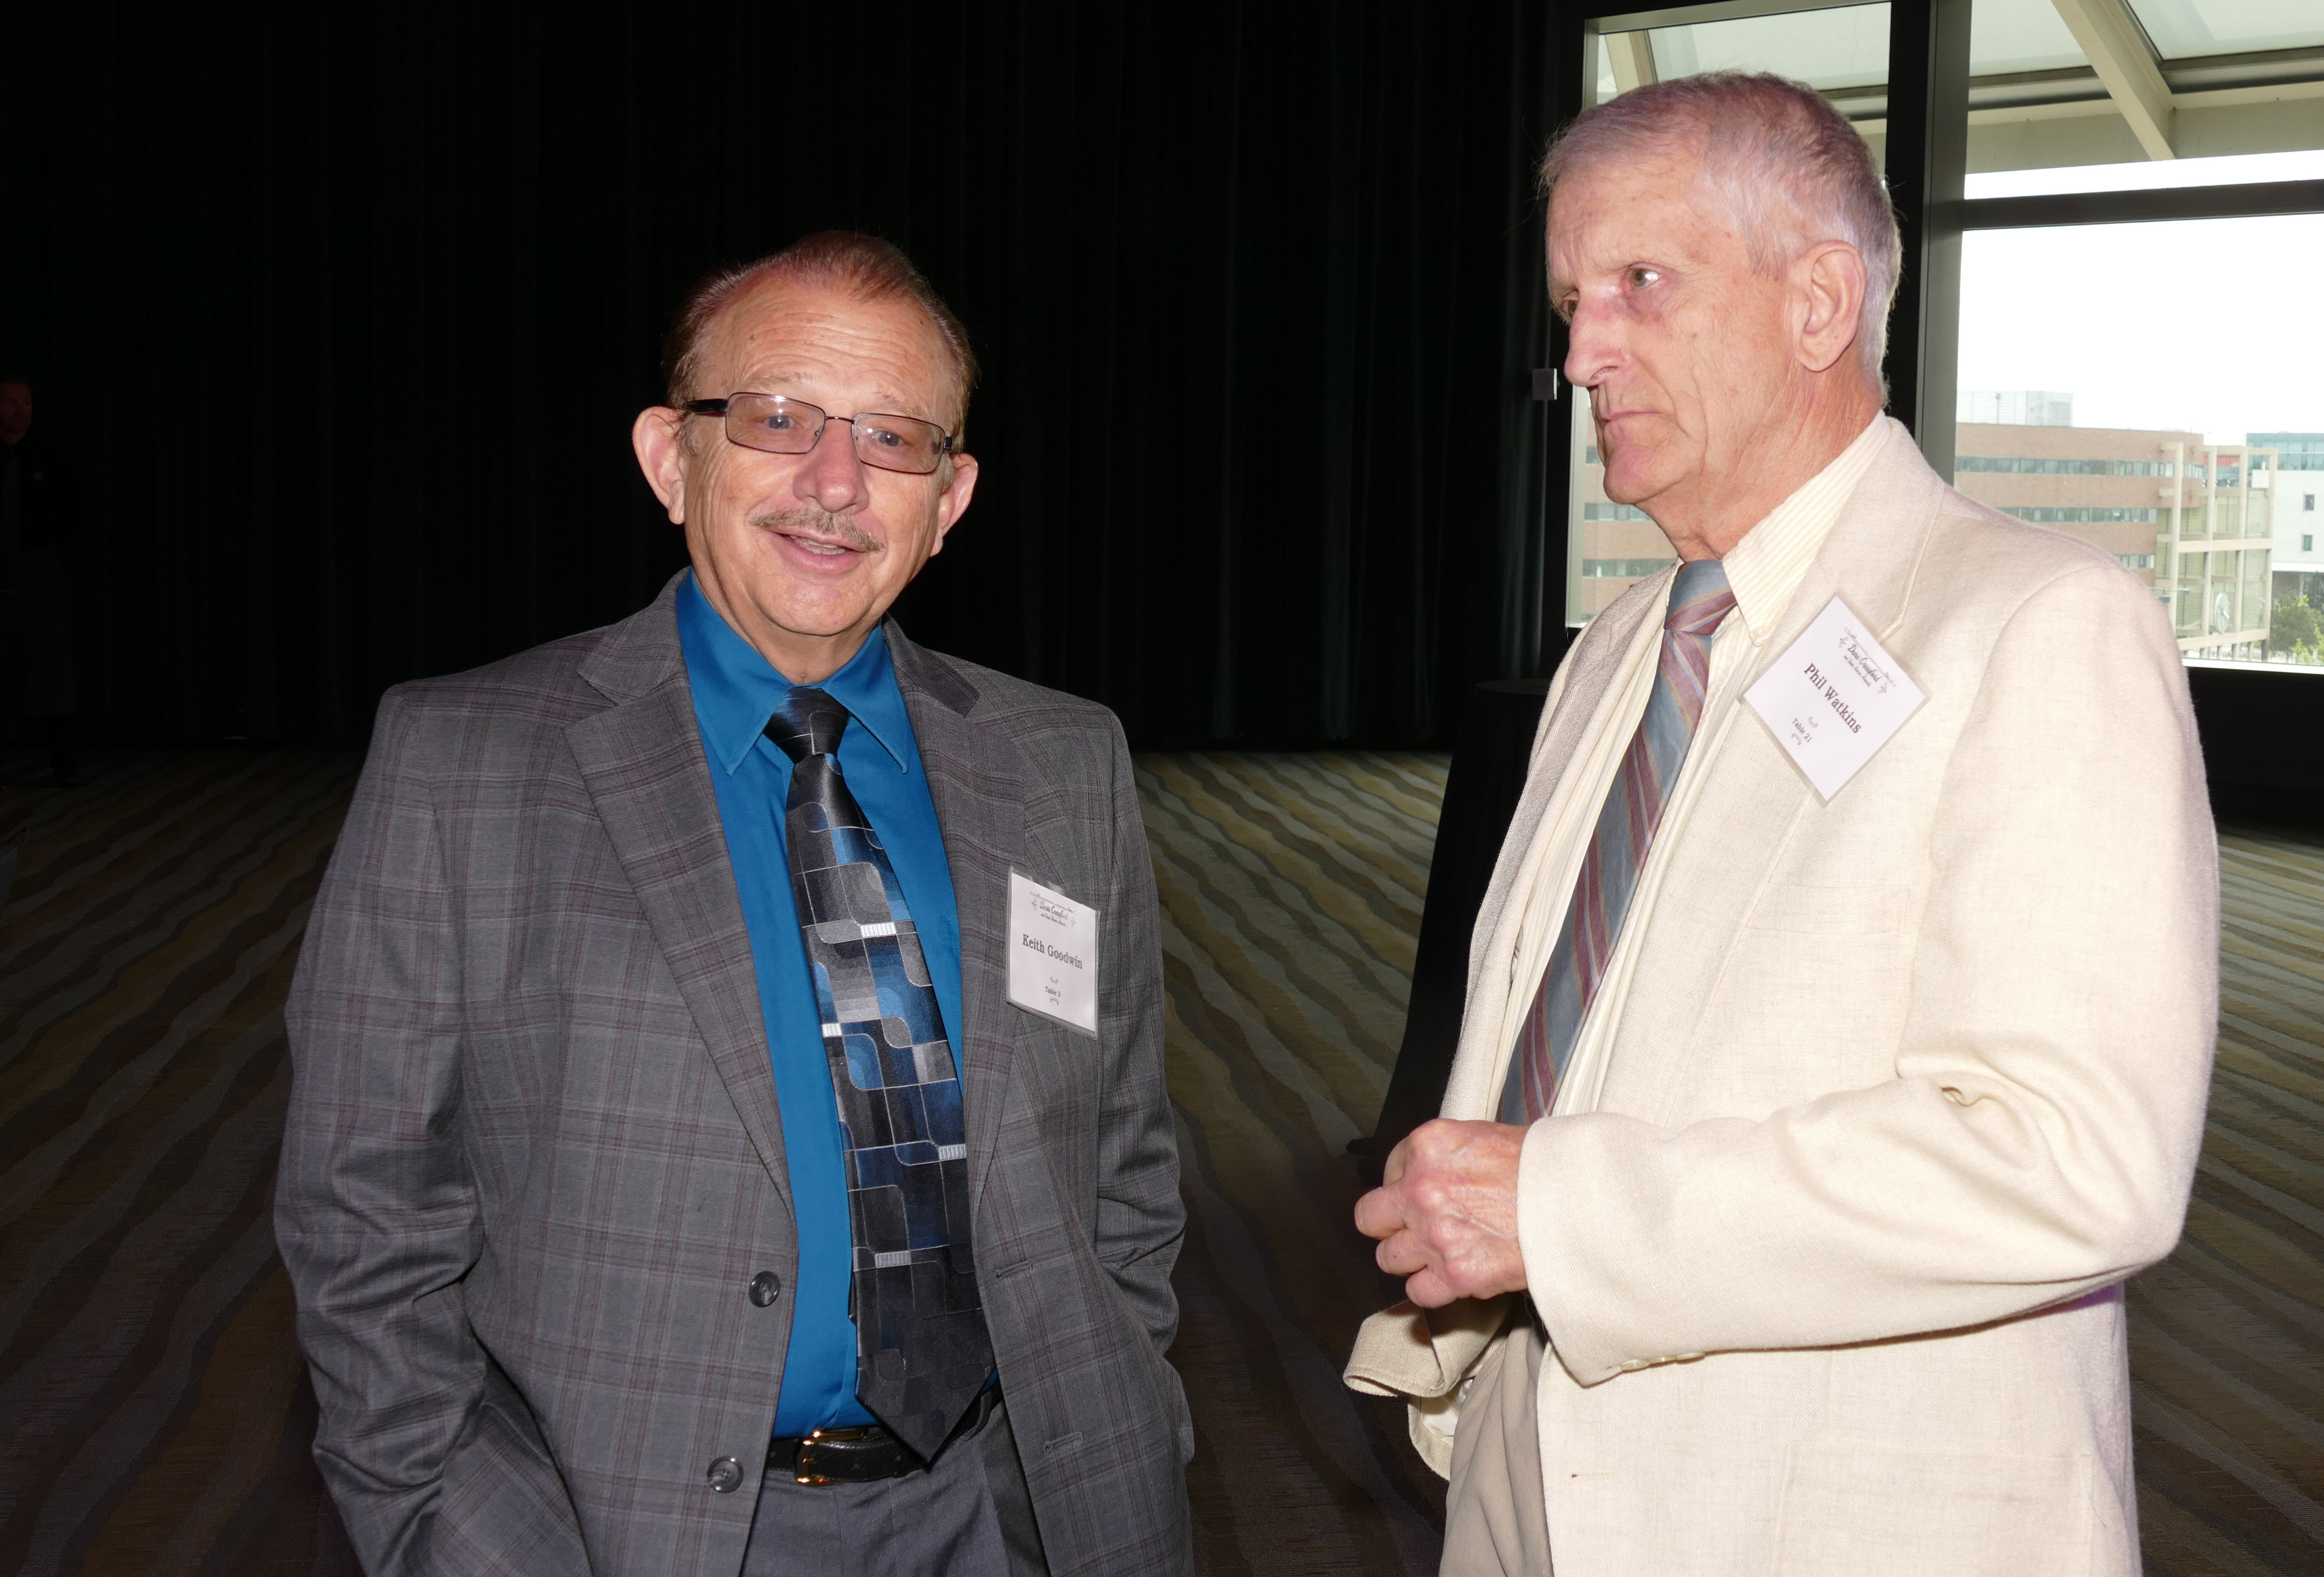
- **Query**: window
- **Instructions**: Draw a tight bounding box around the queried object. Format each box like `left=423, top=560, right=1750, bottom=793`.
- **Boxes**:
left=1957, top=454, right=2177, bottom=477
left=1948, top=1, right=2324, bottom=668
left=1556, top=0, right=2324, bottom=674
left=1998, top=507, right=2160, bottom=524
left=2126, top=0, right=2324, bottom=59
left=1957, top=213, right=2317, bottom=660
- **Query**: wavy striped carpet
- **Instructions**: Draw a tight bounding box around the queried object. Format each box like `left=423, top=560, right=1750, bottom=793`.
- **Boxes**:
left=0, top=746, right=2317, bottom=1575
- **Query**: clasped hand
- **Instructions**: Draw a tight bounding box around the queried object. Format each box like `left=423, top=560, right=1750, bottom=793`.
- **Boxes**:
left=1352, top=1118, right=1530, bottom=1308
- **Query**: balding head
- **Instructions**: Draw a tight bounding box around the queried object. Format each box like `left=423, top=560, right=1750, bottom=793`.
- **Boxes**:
left=1546, top=72, right=1892, bottom=560
left=663, top=232, right=977, bottom=433
left=1544, top=71, right=1899, bottom=388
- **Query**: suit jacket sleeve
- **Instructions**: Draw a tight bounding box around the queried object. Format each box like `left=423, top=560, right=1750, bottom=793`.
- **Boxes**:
left=276, top=689, right=486, bottom=1573
left=1520, top=561, right=2218, bottom=1384
left=1091, top=714, right=1185, bottom=1360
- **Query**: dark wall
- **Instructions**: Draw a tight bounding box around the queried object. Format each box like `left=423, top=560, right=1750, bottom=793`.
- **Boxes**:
left=2, top=3, right=1563, bottom=748
left=2186, top=665, right=2324, bottom=820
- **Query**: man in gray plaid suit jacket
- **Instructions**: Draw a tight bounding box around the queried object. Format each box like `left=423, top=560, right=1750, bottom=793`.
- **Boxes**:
left=277, top=234, right=1194, bottom=1576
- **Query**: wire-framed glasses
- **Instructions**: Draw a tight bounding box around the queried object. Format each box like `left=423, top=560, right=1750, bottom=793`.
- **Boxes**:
left=681, top=393, right=957, bottom=475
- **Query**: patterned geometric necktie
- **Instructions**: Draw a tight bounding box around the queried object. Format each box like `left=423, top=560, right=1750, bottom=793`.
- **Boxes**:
left=764, top=689, right=994, bottom=1460
left=1500, top=559, right=1737, bottom=1123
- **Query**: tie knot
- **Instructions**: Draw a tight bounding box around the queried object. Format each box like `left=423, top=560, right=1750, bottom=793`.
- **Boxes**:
left=1666, top=559, right=1735, bottom=637
left=764, top=688, right=851, bottom=762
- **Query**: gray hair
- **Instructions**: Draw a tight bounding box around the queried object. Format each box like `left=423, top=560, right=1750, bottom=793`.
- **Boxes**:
left=1541, top=71, right=1900, bottom=386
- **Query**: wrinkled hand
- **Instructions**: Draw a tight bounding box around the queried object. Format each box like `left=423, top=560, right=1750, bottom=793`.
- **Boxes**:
left=1353, top=1118, right=1529, bottom=1308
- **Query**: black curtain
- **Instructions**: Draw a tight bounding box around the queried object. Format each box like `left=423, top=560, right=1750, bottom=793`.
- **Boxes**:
left=2, top=3, right=1561, bottom=748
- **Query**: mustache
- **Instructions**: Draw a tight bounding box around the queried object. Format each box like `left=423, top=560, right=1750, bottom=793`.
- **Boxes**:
left=749, top=506, right=882, bottom=553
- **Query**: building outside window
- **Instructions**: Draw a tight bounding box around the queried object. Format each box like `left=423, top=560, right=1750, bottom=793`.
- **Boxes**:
left=2253, top=434, right=2324, bottom=588
left=1944, top=400, right=2271, bottom=652
left=2262, top=434, right=2324, bottom=658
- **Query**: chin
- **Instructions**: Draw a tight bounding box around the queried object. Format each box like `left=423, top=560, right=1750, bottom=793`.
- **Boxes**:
left=770, top=606, right=875, bottom=643
left=1602, top=475, right=1652, bottom=508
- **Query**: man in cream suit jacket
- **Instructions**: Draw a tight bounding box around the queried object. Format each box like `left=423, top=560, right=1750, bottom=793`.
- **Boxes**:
left=1348, top=73, right=2215, bottom=1576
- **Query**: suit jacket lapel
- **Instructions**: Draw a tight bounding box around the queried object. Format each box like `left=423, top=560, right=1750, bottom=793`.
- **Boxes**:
left=1731, top=419, right=1946, bottom=694
left=884, top=622, right=1020, bottom=1211
left=1609, top=423, right=1946, bottom=1123
left=1440, top=579, right=1668, bottom=1119
left=567, top=579, right=793, bottom=1212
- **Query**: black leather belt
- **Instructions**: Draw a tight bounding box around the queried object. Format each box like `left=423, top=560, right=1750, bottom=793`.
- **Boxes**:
left=769, top=1385, right=1003, bottom=1485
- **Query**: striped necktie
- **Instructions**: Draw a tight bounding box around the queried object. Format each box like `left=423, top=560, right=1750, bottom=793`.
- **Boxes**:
left=1500, top=559, right=1737, bottom=1123
left=764, top=689, right=994, bottom=1460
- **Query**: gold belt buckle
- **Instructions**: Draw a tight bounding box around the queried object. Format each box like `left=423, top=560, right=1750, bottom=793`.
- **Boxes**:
left=794, top=1425, right=876, bottom=1486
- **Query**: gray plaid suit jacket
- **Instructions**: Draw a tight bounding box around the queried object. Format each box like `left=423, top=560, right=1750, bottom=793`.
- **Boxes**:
left=277, top=575, right=1194, bottom=1576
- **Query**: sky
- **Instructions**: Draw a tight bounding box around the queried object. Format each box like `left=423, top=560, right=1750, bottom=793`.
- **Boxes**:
left=1957, top=152, right=2324, bottom=445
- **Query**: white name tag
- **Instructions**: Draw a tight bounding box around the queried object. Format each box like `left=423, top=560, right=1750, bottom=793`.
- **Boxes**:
left=1744, top=596, right=1926, bottom=801
left=1007, top=872, right=1099, bottom=1035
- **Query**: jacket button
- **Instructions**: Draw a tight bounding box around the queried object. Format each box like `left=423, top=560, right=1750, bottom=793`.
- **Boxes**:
left=748, top=1271, right=782, bottom=1307
left=707, top=1456, right=746, bottom=1494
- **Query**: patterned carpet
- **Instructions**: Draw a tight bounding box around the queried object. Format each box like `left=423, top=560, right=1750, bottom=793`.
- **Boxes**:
left=0, top=745, right=2316, bottom=1575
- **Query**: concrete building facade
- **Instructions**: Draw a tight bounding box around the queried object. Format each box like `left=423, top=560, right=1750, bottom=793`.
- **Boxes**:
left=1569, top=412, right=2279, bottom=657
left=1953, top=422, right=2273, bottom=656
left=2251, top=433, right=2324, bottom=589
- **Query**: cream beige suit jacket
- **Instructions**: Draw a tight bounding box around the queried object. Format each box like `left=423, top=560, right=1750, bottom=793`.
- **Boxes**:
left=1352, top=424, right=2218, bottom=1575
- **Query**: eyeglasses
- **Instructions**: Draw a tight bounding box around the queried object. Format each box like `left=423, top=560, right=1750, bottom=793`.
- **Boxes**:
left=681, top=393, right=957, bottom=476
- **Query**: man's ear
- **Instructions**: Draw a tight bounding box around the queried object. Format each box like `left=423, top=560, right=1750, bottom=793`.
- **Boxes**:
left=632, top=407, right=689, bottom=523
left=926, top=452, right=979, bottom=558
left=1794, top=241, right=1868, bottom=375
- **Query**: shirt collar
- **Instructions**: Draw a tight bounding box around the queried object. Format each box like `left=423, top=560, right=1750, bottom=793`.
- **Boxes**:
left=1718, top=414, right=1893, bottom=643
left=675, top=571, right=917, bottom=778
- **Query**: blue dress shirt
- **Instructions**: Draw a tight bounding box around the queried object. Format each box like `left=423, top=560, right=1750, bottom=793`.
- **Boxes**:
left=675, top=572, right=967, bottom=1436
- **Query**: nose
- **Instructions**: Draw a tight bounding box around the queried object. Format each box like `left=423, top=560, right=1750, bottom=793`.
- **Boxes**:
left=793, top=416, right=869, bottom=514
left=1563, top=296, right=1624, bottom=394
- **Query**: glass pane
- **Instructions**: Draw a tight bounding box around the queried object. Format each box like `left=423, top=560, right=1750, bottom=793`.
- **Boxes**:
left=1647, top=4, right=1892, bottom=91
left=1971, top=0, right=2088, bottom=75
left=1967, top=0, right=2324, bottom=192
left=1593, top=33, right=1619, bottom=105
left=2125, top=0, right=2324, bottom=59
left=1957, top=214, right=2324, bottom=667
left=1570, top=411, right=1680, bottom=624
left=1968, top=147, right=2324, bottom=195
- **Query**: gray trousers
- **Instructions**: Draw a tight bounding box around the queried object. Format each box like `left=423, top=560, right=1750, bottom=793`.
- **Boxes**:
left=1441, top=1309, right=1554, bottom=1576
left=741, top=1396, right=1048, bottom=1577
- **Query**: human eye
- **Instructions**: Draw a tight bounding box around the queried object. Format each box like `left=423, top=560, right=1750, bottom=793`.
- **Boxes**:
left=1626, top=265, right=1663, bottom=290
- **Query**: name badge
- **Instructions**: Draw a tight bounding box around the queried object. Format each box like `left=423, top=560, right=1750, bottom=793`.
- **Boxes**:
left=1744, top=595, right=1926, bottom=801
left=1008, top=871, right=1099, bottom=1035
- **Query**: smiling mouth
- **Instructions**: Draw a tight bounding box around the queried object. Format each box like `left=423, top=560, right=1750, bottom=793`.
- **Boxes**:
left=755, top=507, right=880, bottom=558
